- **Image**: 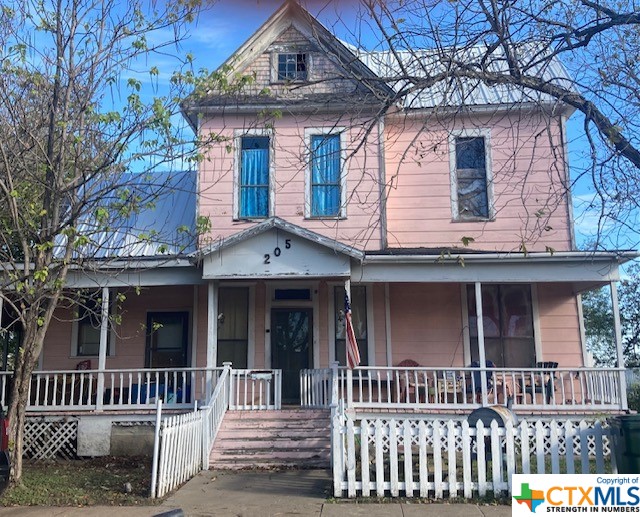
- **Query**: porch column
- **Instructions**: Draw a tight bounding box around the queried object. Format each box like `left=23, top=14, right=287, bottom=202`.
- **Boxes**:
left=610, top=281, right=628, bottom=410
left=206, top=280, right=219, bottom=396
left=95, top=286, right=109, bottom=412
left=474, top=282, right=488, bottom=406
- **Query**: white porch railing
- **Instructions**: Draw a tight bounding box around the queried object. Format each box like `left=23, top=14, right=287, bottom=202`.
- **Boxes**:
left=229, top=369, right=282, bottom=410
left=301, top=366, right=626, bottom=412
left=0, top=367, right=223, bottom=412
left=332, top=407, right=614, bottom=498
left=300, top=368, right=332, bottom=408
left=201, top=364, right=231, bottom=469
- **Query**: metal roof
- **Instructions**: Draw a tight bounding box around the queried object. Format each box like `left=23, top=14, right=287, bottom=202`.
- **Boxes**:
left=62, top=171, right=197, bottom=260
left=355, top=44, right=575, bottom=111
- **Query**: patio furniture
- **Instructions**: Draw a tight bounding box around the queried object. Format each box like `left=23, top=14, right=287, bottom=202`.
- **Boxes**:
left=523, top=361, right=559, bottom=404
left=465, top=360, right=495, bottom=403
left=396, top=359, right=425, bottom=403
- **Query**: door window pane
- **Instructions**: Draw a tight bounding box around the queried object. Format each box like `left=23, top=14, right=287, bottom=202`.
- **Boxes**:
left=146, top=312, right=189, bottom=368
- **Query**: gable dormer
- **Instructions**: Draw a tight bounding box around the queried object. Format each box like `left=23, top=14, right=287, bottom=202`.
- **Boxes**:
left=183, top=1, right=390, bottom=123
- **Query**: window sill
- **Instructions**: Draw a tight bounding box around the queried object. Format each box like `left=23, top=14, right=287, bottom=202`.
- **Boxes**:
left=270, top=79, right=308, bottom=85
left=304, top=215, right=346, bottom=221
left=233, top=216, right=270, bottom=222
left=452, top=216, right=495, bottom=223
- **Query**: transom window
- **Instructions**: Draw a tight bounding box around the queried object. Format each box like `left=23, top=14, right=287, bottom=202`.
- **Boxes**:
left=310, top=134, right=342, bottom=217
left=454, top=136, right=490, bottom=220
left=277, top=53, right=307, bottom=81
left=467, top=284, right=535, bottom=368
left=239, top=136, right=270, bottom=218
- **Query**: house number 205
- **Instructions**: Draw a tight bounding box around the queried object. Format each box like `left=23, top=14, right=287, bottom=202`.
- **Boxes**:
left=264, top=239, right=291, bottom=264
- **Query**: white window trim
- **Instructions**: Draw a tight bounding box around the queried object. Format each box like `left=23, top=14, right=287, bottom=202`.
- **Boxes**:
left=304, top=127, right=348, bottom=220
left=449, top=128, right=494, bottom=221
left=270, top=52, right=312, bottom=83
left=233, top=128, right=275, bottom=221
left=70, top=294, right=117, bottom=358
left=328, top=282, right=374, bottom=367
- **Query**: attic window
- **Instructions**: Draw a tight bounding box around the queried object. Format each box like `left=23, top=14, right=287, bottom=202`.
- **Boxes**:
left=277, top=53, right=307, bottom=81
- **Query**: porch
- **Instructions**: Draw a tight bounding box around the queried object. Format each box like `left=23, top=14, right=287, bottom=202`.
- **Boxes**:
left=4, top=363, right=626, bottom=415
left=301, top=365, right=628, bottom=413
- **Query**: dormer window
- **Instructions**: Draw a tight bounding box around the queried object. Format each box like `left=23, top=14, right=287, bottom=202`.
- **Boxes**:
left=277, top=53, right=307, bottom=81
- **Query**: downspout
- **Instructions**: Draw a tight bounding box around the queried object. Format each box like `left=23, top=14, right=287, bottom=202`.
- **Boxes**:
left=378, top=115, right=388, bottom=250
left=560, top=114, right=576, bottom=250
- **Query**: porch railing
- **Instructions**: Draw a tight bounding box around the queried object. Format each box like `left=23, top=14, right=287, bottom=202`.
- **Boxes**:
left=229, top=369, right=282, bottom=410
left=0, top=367, right=223, bottom=412
left=301, top=366, right=627, bottom=412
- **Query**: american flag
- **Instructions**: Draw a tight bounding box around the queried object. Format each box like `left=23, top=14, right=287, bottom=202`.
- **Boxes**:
left=345, top=293, right=361, bottom=369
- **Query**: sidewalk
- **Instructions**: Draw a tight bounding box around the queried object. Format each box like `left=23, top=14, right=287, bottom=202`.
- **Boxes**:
left=0, top=469, right=513, bottom=516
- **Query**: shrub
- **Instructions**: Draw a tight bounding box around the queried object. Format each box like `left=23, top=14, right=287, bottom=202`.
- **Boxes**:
left=627, top=383, right=640, bottom=412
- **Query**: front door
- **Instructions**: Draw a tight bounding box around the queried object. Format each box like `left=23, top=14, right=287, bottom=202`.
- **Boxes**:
left=271, top=308, right=312, bottom=403
left=145, top=312, right=189, bottom=368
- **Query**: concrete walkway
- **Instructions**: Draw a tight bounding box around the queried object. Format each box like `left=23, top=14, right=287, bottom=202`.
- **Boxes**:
left=0, top=469, right=513, bottom=516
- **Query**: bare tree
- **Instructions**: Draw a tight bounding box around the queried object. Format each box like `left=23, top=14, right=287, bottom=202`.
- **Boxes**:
left=316, top=0, right=640, bottom=249
left=0, top=0, right=207, bottom=484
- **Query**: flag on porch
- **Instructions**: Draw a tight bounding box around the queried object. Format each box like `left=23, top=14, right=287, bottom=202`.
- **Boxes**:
left=344, top=292, right=361, bottom=369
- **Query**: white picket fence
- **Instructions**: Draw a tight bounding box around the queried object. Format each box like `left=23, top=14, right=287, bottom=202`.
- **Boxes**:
left=152, top=408, right=204, bottom=498
left=150, top=364, right=233, bottom=498
left=332, top=407, right=614, bottom=498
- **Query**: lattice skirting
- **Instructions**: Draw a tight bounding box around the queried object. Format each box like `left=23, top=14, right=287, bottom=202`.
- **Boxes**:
left=24, top=418, right=78, bottom=460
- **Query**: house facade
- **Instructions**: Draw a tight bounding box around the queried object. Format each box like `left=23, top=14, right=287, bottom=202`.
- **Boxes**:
left=0, top=0, right=634, bottom=457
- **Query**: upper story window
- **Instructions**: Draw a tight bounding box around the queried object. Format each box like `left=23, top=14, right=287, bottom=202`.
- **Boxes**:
left=450, top=131, right=492, bottom=221
left=239, top=136, right=270, bottom=219
left=305, top=130, right=346, bottom=218
left=277, top=53, right=307, bottom=81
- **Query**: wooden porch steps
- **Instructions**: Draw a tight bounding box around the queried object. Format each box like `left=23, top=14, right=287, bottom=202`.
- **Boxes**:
left=210, top=408, right=331, bottom=470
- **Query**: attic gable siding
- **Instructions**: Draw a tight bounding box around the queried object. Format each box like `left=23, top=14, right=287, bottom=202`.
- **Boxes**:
left=237, top=26, right=366, bottom=99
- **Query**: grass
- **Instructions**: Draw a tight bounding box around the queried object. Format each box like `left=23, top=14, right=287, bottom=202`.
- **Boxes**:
left=1, top=457, right=159, bottom=507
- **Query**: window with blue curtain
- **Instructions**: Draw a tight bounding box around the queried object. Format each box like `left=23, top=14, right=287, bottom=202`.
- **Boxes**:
left=240, top=136, right=269, bottom=218
left=310, top=134, right=341, bottom=217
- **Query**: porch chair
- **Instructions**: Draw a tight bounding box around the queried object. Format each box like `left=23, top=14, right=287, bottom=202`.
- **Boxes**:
left=396, top=359, right=425, bottom=403
left=523, top=361, right=558, bottom=405
left=465, top=360, right=495, bottom=403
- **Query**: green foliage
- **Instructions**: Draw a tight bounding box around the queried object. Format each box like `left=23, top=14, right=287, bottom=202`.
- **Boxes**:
left=582, top=263, right=640, bottom=367
left=627, top=383, right=640, bottom=413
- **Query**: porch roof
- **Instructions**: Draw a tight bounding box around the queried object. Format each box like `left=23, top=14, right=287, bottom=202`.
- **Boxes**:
left=355, top=249, right=638, bottom=291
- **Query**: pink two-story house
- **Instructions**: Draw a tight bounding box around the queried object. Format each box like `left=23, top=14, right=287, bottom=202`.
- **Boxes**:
left=2, top=0, right=634, bottom=459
